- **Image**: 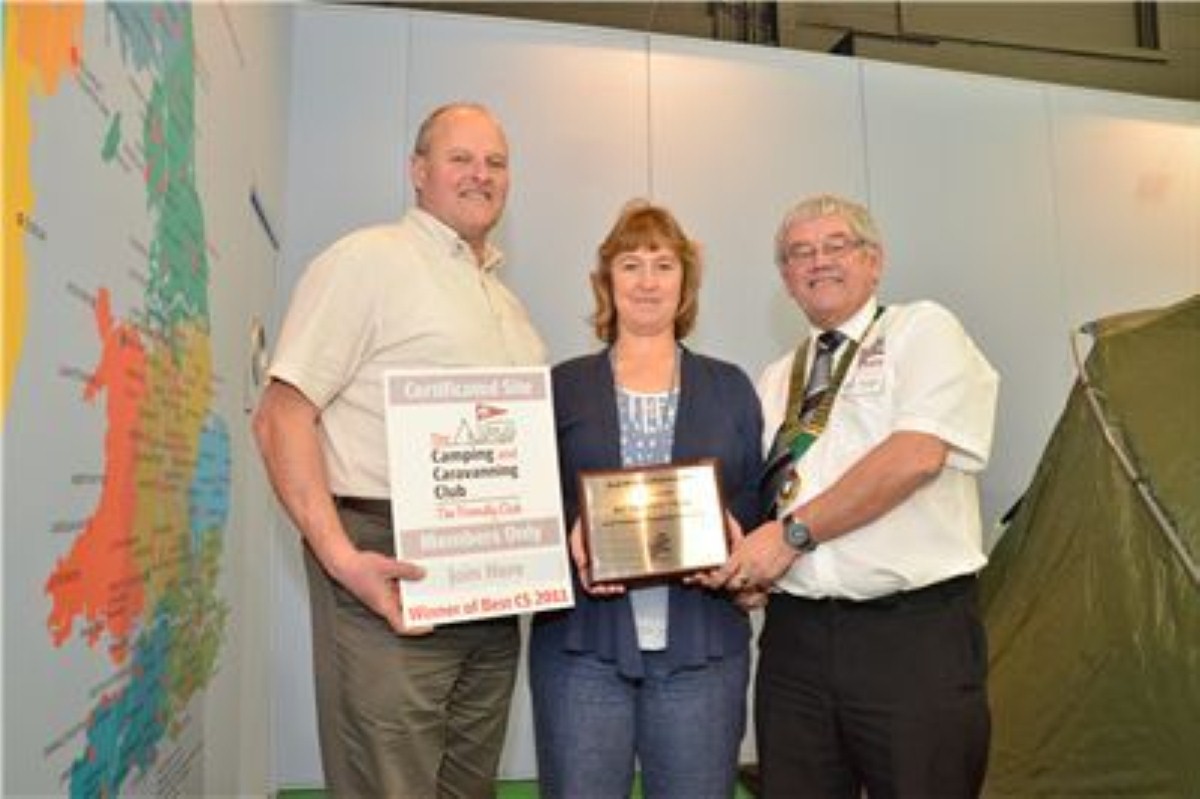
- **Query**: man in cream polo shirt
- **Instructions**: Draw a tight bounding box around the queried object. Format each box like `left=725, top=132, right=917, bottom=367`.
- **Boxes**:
left=711, top=194, right=998, bottom=798
left=254, top=103, right=546, bottom=798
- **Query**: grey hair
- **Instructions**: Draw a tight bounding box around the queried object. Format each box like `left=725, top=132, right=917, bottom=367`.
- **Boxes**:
left=774, top=194, right=882, bottom=268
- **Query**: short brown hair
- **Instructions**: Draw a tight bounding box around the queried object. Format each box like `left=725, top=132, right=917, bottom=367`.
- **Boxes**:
left=590, top=201, right=702, bottom=344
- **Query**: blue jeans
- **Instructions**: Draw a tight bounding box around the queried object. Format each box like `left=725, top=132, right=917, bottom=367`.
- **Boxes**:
left=529, top=633, right=749, bottom=799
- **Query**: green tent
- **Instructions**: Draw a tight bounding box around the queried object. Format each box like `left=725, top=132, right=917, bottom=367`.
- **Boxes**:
left=981, top=295, right=1200, bottom=796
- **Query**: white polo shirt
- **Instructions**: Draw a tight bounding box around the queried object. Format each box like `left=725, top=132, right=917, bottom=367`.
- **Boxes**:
left=758, top=298, right=999, bottom=600
left=269, top=208, right=547, bottom=497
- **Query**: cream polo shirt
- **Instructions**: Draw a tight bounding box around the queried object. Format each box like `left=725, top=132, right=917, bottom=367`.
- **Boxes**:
left=758, top=298, right=999, bottom=600
left=269, top=208, right=547, bottom=497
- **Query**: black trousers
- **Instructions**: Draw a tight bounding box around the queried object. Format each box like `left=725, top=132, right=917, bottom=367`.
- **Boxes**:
left=755, top=576, right=990, bottom=799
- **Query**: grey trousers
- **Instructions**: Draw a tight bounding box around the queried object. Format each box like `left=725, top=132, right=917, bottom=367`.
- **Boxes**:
left=304, top=504, right=519, bottom=799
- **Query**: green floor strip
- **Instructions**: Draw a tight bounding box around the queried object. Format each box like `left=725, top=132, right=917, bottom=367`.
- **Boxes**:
left=279, top=774, right=755, bottom=798
left=278, top=782, right=542, bottom=799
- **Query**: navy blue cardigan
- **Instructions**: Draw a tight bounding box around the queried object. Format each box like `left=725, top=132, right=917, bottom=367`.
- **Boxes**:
left=531, top=347, right=765, bottom=679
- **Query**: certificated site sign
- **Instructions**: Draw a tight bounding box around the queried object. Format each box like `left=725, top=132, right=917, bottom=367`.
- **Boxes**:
left=384, top=366, right=574, bottom=626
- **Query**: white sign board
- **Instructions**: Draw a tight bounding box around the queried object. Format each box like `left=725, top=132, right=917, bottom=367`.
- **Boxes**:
left=383, top=366, right=574, bottom=627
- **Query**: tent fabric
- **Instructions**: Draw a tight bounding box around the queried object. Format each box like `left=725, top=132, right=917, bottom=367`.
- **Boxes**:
left=980, top=294, right=1199, bottom=797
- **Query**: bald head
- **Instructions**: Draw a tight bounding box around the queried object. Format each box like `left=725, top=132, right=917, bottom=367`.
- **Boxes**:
left=412, top=103, right=507, bottom=157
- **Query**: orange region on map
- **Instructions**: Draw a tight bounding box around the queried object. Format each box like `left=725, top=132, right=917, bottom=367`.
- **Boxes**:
left=45, top=288, right=147, bottom=665
left=2, top=2, right=85, bottom=415
left=12, top=2, right=84, bottom=90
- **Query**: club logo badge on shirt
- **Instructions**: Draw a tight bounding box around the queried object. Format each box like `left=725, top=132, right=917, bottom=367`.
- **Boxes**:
left=845, top=335, right=886, bottom=396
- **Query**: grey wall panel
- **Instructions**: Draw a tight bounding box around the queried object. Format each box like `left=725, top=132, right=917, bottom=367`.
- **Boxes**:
left=276, top=8, right=651, bottom=784
left=406, top=13, right=650, bottom=777
left=409, top=12, right=652, bottom=363
left=861, top=60, right=1067, bottom=529
left=648, top=36, right=869, bottom=377
left=646, top=42, right=868, bottom=765
left=275, top=6, right=1199, bottom=789
left=1048, top=88, right=1200, bottom=329
left=273, top=5, right=412, bottom=789
left=194, top=4, right=294, bottom=794
left=278, top=5, right=410, bottom=300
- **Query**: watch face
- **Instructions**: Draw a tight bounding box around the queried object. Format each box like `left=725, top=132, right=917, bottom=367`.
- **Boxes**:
left=786, top=519, right=815, bottom=552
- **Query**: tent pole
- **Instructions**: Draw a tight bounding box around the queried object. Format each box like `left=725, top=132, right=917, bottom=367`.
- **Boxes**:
left=1070, top=328, right=1199, bottom=588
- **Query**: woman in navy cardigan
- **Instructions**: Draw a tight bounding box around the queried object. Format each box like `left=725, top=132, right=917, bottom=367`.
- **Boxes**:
left=529, top=201, right=764, bottom=799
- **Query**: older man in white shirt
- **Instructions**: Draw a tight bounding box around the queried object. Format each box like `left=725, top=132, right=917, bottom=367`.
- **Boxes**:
left=712, top=194, right=999, bottom=798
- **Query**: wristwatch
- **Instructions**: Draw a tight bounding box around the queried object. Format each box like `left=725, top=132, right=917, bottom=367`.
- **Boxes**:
left=783, top=514, right=819, bottom=554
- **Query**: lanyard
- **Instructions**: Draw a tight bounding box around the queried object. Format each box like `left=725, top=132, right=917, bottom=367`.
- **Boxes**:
left=783, top=306, right=884, bottom=451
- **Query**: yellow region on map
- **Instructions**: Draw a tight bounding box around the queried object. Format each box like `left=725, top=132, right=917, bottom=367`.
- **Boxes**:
left=2, top=3, right=84, bottom=416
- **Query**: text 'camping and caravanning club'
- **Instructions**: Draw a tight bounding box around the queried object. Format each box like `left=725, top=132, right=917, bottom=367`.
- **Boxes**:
left=384, top=367, right=574, bottom=626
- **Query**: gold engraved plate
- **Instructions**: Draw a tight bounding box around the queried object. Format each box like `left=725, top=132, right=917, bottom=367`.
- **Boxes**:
left=578, top=459, right=728, bottom=583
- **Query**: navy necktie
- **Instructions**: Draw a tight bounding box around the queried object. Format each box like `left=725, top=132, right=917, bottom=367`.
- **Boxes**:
left=799, top=329, right=845, bottom=424
left=760, top=329, right=846, bottom=516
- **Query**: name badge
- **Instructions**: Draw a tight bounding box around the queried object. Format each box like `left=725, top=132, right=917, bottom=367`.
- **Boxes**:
left=844, top=336, right=886, bottom=396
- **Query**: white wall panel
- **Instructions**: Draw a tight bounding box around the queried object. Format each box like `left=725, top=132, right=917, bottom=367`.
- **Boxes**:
left=275, top=6, right=1199, bottom=790
left=409, top=12, right=651, bottom=363
left=862, top=61, right=1067, bottom=528
left=1048, top=89, right=1200, bottom=329
left=649, top=37, right=868, bottom=376
left=647, top=37, right=868, bottom=765
left=194, top=4, right=293, bottom=794
left=274, top=6, right=411, bottom=789
left=407, top=14, right=650, bottom=779
left=277, top=9, right=650, bottom=783
left=279, top=6, right=410, bottom=296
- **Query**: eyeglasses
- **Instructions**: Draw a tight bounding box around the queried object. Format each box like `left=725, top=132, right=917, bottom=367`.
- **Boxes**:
left=782, top=235, right=866, bottom=268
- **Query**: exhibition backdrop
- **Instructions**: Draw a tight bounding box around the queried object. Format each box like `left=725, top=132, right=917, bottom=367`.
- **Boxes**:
left=3, top=3, right=1195, bottom=795
left=277, top=6, right=1196, bottom=785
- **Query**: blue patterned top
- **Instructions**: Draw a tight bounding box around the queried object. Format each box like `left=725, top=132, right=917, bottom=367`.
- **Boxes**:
left=535, top=347, right=763, bottom=680
left=616, top=384, right=679, bottom=650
